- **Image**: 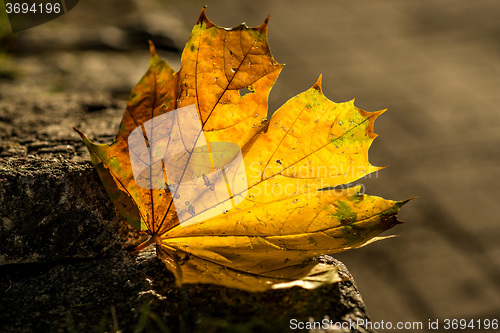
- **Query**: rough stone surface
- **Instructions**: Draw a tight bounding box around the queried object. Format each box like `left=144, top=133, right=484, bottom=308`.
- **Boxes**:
left=0, top=252, right=374, bottom=333
left=0, top=152, right=143, bottom=265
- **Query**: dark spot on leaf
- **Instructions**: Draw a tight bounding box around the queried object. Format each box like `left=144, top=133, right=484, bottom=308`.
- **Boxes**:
left=203, top=174, right=211, bottom=187
left=340, top=219, right=351, bottom=226
left=239, top=87, right=253, bottom=97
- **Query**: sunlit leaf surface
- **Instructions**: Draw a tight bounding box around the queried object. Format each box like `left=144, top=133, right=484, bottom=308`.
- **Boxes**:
left=76, top=8, right=408, bottom=292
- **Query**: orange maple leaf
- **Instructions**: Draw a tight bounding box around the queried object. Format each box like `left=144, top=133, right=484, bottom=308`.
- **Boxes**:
left=75, top=8, right=408, bottom=291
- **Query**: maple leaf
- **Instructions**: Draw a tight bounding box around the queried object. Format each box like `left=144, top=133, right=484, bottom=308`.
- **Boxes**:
left=75, top=8, right=409, bottom=292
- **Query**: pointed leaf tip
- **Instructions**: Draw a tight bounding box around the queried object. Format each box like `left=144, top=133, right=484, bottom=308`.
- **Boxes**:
left=197, top=6, right=215, bottom=28
left=73, top=127, right=85, bottom=139
left=148, top=40, right=157, bottom=58
left=397, top=198, right=414, bottom=224
left=377, top=108, right=388, bottom=116
left=73, top=127, right=93, bottom=149
left=399, top=197, right=415, bottom=207
left=312, top=75, right=323, bottom=92
left=255, top=16, right=270, bottom=34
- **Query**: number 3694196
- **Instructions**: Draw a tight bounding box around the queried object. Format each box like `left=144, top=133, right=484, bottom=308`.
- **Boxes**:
left=5, top=2, right=61, bottom=14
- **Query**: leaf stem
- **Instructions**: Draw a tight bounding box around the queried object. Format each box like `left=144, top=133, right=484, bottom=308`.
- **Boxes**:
left=130, top=235, right=159, bottom=254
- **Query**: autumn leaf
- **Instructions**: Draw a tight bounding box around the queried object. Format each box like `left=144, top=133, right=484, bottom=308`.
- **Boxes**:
left=75, top=8, right=409, bottom=292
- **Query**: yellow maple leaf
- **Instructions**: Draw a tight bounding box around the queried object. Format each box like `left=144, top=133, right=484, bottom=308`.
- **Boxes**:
left=75, top=8, right=408, bottom=292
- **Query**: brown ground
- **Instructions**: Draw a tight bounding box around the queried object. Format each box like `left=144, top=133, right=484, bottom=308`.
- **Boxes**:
left=1, top=0, right=499, bottom=331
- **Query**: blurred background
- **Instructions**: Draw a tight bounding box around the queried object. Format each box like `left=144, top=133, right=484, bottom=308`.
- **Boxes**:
left=1, top=0, right=499, bottom=331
